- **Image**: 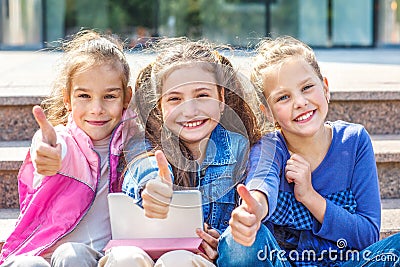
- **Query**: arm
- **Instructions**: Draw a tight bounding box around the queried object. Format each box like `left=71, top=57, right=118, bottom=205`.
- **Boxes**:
left=229, top=135, right=281, bottom=246
left=30, top=106, right=65, bottom=187
left=313, top=128, right=381, bottom=250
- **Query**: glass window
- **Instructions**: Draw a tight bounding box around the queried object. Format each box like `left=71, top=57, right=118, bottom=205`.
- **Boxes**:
left=332, top=0, right=373, bottom=46
left=0, top=0, right=43, bottom=49
left=378, top=0, right=400, bottom=46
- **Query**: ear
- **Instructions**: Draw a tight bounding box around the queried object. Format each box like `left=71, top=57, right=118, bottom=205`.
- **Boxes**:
left=219, top=87, right=225, bottom=113
left=123, top=86, right=133, bottom=109
left=63, top=91, right=72, bottom=111
left=323, top=77, right=330, bottom=104
left=260, top=103, right=274, bottom=123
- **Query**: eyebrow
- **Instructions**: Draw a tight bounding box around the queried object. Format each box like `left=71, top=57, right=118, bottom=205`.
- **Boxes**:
left=164, top=86, right=213, bottom=96
left=73, top=87, right=122, bottom=92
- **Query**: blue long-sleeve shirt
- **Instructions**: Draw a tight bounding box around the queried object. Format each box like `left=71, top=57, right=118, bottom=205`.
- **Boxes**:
left=246, top=120, right=381, bottom=265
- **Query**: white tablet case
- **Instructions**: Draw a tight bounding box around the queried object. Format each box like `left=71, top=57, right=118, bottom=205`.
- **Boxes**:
left=108, top=190, right=204, bottom=239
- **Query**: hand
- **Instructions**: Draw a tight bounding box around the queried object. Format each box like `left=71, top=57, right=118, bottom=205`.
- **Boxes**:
left=141, top=150, right=173, bottom=219
left=196, top=223, right=220, bottom=262
left=32, top=106, right=62, bottom=176
left=285, top=153, right=313, bottom=203
left=229, top=185, right=265, bottom=246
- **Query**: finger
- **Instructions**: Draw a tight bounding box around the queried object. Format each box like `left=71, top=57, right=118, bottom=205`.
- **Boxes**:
left=230, top=207, right=257, bottom=227
left=196, top=234, right=218, bottom=261
left=145, top=179, right=173, bottom=200
left=36, top=143, right=62, bottom=160
left=200, top=242, right=218, bottom=261
left=32, top=106, right=57, bottom=147
left=142, top=185, right=172, bottom=206
left=196, top=228, right=219, bottom=249
left=237, top=184, right=259, bottom=215
left=155, top=150, right=172, bottom=186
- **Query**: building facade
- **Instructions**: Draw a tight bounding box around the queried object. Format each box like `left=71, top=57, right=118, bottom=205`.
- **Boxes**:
left=0, top=0, right=399, bottom=49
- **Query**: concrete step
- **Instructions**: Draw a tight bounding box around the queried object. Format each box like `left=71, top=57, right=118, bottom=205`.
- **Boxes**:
left=1, top=52, right=400, bottom=141
left=1, top=199, right=399, bottom=250
left=0, top=136, right=399, bottom=209
left=1, top=88, right=399, bottom=142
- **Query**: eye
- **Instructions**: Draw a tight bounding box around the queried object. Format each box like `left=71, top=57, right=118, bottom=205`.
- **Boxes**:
left=78, top=94, right=90, bottom=99
left=302, top=84, right=313, bottom=91
left=104, top=94, right=117, bottom=99
left=167, top=96, right=180, bottom=102
left=198, top=93, right=210, bottom=98
left=277, top=95, right=289, bottom=102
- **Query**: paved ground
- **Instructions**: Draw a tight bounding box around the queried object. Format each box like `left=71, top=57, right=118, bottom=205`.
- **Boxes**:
left=1, top=48, right=400, bottom=98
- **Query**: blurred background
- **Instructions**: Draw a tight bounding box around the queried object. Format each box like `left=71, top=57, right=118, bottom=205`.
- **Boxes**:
left=0, top=0, right=399, bottom=50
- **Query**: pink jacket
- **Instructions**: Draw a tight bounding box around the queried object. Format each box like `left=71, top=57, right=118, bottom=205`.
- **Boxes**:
left=0, top=110, right=137, bottom=264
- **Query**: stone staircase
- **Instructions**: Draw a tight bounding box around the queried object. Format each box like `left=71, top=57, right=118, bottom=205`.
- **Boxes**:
left=0, top=50, right=399, bottom=245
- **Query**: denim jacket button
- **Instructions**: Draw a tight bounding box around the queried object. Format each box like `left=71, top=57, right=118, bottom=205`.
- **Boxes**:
left=223, top=220, right=229, bottom=225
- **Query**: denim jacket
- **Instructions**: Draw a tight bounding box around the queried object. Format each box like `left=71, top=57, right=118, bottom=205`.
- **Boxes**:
left=122, top=124, right=250, bottom=234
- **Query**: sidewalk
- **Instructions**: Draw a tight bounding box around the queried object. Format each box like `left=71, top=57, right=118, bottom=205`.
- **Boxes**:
left=1, top=48, right=400, bottom=97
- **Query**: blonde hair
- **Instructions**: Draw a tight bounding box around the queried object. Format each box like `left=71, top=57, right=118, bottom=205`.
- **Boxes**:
left=131, top=37, right=261, bottom=188
left=251, top=36, right=323, bottom=97
left=42, top=29, right=131, bottom=126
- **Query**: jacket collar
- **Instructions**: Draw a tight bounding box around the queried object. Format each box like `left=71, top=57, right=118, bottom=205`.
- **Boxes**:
left=65, top=109, right=137, bottom=156
left=202, top=124, right=237, bottom=166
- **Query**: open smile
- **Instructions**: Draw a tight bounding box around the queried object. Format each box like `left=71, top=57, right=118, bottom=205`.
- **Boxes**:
left=86, top=120, right=110, bottom=126
left=181, top=119, right=208, bottom=129
left=294, top=110, right=315, bottom=122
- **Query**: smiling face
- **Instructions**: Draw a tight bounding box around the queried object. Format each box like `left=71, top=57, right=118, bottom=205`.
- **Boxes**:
left=263, top=57, right=330, bottom=140
left=64, top=63, right=131, bottom=141
left=160, top=65, right=224, bottom=154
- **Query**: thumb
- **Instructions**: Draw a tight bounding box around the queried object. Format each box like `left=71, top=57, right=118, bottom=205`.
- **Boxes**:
left=32, top=105, right=57, bottom=147
left=237, top=184, right=259, bottom=215
left=155, top=150, right=172, bottom=187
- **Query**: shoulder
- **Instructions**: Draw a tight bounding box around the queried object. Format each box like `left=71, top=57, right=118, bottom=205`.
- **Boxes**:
left=329, top=120, right=370, bottom=143
left=258, top=130, right=286, bottom=149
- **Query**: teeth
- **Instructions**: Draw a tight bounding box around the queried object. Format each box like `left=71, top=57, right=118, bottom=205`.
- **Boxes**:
left=295, top=111, right=313, bottom=121
left=184, top=120, right=203, bottom=127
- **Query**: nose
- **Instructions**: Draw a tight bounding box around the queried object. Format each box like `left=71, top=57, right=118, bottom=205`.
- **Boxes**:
left=90, top=99, right=105, bottom=114
left=181, top=99, right=199, bottom=117
left=293, top=93, right=308, bottom=108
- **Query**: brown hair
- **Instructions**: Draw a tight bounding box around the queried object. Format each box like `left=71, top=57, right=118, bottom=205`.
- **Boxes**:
left=42, top=29, right=131, bottom=126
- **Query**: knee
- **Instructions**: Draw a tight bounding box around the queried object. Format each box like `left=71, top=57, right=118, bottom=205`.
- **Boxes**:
left=156, top=250, right=210, bottom=267
left=217, top=225, right=273, bottom=267
left=2, top=255, right=49, bottom=267
left=51, top=242, right=100, bottom=266
left=100, top=246, right=154, bottom=267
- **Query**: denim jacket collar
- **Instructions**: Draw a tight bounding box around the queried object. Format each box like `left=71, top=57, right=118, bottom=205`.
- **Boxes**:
left=202, top=124, right=237, bottom=167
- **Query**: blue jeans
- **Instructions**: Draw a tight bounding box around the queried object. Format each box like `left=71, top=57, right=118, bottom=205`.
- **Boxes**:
left=342, top=233, right=400, bottom=266
left=217, top=226, right=400, bottom=267
left=217, top=225, right=292, bottom=267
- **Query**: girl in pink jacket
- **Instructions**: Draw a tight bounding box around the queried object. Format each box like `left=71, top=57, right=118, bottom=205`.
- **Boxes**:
left=0, top=29, right=136, bottom=267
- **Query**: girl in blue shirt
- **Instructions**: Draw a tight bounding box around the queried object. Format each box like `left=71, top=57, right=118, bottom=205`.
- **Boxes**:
left=218, top=36, right=400, bottom=266
left=110, top=38, right=262, bottom=266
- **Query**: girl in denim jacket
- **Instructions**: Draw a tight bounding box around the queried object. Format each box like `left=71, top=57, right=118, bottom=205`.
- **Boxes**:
left=0, top=30, right=138, bottom=267
left=109, top=38, right=262, bottom=266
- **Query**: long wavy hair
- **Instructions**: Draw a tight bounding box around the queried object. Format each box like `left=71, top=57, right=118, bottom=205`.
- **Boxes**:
left=129, top=37, right=262, bottom=188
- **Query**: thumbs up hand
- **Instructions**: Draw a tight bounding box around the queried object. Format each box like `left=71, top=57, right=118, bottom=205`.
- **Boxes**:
left=141, top=150, right=173, bottom=219
left=229, top=184, right=268, bottom=246
left=32, top=106, right=62, bottom=176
